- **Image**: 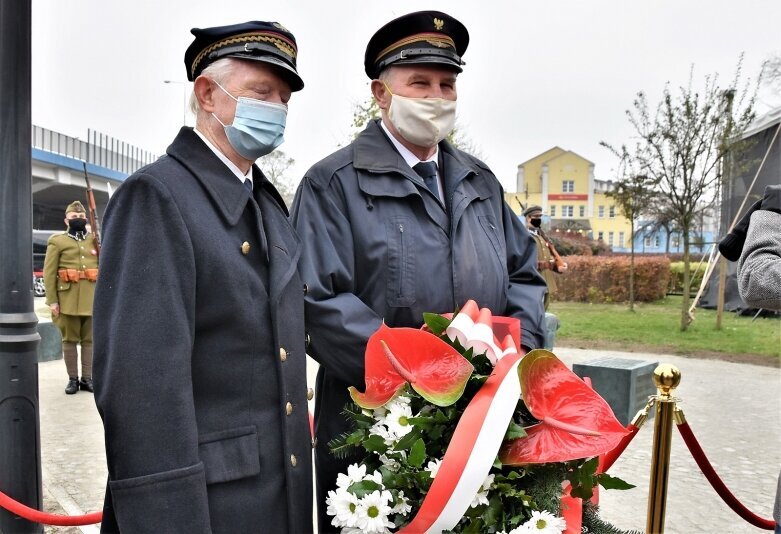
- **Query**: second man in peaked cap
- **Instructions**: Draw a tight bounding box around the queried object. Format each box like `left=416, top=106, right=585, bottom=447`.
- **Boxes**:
left=290, top=10, right=547, bottom=531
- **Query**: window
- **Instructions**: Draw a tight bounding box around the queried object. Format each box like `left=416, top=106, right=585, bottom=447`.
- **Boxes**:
left=644, top=235, right=654, bottom=247
left=608, top=232, right=614, bottom=245
left=609, top=206, right=616, bottom=218
left=598, top=205, right=605, bottom=218
left=562, top=180, right=574, bottom=193
left=654, top=235, right=661, bottom=248
left=671, top=235, right=680, bottom=248
left=579, top=205, right=585, bottom=217
left=562, top=206, right=574, bottom=217
left=549, top=205, right=556, bottom=217
left=598, top=231, right=604, bottom=241
left=619, top=232, right=625, bottom=248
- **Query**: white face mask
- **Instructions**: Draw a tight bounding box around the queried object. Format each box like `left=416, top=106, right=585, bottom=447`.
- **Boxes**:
left=385, top=87, right=457, bottom=148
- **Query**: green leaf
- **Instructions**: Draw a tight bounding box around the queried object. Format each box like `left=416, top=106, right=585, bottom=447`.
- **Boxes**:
left=408, top=438, right=427, bottom=468
left=347, top=479, right=382, bottom=498
left=393, top=427, right=423, bottom=452
left=423, top=312, right=451, bottom=335
left=598, top=472, right=636, bottom=490
left=363, top=434, right=388, bottom=453
left=504, top=420, right=527, bottom=440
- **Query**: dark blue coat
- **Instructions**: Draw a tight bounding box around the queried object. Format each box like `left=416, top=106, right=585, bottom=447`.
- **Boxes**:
left=93, top=128, right=312, bottom=533
left=290, top=120, right=546, bottom=531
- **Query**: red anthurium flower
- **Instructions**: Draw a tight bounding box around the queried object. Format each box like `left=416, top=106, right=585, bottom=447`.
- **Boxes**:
left=499, top=349, right=629, bottom=465
left=349, top=323, right=474, bottom=409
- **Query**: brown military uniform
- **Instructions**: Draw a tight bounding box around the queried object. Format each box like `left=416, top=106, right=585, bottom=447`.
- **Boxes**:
left=530, top=231, right=558, bottom=309
left=43, top=229, right=98, bottom=380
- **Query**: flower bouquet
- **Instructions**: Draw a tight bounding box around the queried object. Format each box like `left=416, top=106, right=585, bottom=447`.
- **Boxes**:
left=327, top=301, right=636, bottom=534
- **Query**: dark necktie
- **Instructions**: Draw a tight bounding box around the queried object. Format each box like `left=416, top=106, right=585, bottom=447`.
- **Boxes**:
left=243, top=179, right=253, bottom=195
left=413, top=161, right=440, bottom=202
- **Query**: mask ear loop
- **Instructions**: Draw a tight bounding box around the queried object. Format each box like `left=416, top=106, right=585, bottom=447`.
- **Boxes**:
left=210, top=80, right=236, bottom=127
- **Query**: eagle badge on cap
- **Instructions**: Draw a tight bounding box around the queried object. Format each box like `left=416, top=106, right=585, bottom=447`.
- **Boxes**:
left=272, top=22, right=289, bottom=32
left=433, top=17, right=444, bottom=30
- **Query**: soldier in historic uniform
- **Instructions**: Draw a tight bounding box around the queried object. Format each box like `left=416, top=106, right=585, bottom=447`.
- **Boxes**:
left=93, top=21, right=312, bottom=533
left=290, top=11, right=547, bottom=531
left=43, top=200, right=99, bottom=394
left=523, top=205, right=567, bottom=310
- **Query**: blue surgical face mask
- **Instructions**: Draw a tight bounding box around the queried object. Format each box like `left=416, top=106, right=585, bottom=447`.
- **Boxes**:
left=211, top=82, right=287, bottom=160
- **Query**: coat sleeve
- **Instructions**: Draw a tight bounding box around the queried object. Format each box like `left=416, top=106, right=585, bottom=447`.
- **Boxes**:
left=290, top=175, right=382, bottom=388
left=93, top=173, right=211, bottom=533
left=43, top=237, right=61, bottom=306
left=737, top=210, right=781, bottom=311
left=500, top=198, right=547, bottom=350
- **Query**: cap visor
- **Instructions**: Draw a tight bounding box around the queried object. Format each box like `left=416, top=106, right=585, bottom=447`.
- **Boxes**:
left=229, top=53, right=304, bottom=91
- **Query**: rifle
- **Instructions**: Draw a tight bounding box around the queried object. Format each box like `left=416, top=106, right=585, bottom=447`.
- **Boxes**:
left=82, top=161, right=101, bottom=255
left=539, top=229, right=567, bottom=272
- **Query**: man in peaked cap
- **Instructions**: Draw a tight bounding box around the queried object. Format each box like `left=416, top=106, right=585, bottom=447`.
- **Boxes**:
left=43, top=200, right=99, bottom=394
left=290, top=11, right=546, bottom=531
left=93, top=21, right=312, bottom=533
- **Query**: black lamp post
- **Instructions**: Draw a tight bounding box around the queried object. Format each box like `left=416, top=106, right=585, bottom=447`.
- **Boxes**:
left=0, top=0, right=43, bottom=532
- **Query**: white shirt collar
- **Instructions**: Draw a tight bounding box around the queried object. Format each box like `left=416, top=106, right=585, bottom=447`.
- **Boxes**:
left=194, top=128, right=253, bottom=188
left=380, top=120, right=438, bottom=169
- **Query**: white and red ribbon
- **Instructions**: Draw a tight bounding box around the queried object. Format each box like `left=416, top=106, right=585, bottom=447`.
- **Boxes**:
left=401, top=300, right=580, bottom=533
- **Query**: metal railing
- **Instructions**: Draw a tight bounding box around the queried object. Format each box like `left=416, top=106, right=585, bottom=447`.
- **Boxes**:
left=31, top=125, right=157, bottom=176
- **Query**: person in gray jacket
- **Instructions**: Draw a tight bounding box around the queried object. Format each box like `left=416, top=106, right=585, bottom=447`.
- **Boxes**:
left=290, top=10, right=547, bottom=531
left=93, top=22, right=312, bottom=533
left=735, top=184, right=781, bottom=533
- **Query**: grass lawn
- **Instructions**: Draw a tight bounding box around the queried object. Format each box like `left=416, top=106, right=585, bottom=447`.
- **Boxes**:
left=549, top=295, right=781, bottom=363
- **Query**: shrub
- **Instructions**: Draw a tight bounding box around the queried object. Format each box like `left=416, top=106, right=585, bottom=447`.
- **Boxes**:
left=553, top=256, right=671, bottom=303
left=668, top=261, right=706, bottom=296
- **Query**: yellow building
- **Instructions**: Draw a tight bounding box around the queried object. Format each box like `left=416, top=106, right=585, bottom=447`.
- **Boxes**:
left=506, top=147, right=633, bottom=251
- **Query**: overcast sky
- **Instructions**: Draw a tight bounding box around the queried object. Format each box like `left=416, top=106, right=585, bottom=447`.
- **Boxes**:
left=31, top=0, right=780, bottom=193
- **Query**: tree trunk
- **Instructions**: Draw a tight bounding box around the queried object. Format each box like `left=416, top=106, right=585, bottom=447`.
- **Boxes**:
left=680, top=228, right=692, bottom=331
left=629, top=221, right=635, bottom=311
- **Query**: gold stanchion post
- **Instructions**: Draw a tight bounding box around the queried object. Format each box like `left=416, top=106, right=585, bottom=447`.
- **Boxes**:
left=645, top=364, right=681, bottom=534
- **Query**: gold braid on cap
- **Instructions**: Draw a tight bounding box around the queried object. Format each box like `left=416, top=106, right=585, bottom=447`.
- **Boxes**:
left=191, top=31, right=297, bottom=78
left=375, top=32, right=456, bottom=63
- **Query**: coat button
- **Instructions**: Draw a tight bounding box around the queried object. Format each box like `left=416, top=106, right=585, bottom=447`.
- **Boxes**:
left=285, top=402, right=293, bottom=415
left=305, top=333, right=311, bottom=348
left=279, top=347, right=287, bottom=361
left=241, top=241, right=250, bottom=255
left=290, top=454, right=297, bottom=467
left=307, top=388, right=314, bottom=401
left=303, top=283, right=309, bottom=295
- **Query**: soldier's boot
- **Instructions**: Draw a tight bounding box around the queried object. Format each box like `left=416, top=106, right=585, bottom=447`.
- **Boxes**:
left=79, top=344, right=94, bottom=393
left=63, top=342, right=79, bottom=395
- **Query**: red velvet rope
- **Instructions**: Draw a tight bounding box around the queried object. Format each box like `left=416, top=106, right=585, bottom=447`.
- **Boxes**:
left=0, top=489, right=102, bottom=526
left=601, top=423, right=639, bottom=473
left=677, top=421, right=774, bottom=530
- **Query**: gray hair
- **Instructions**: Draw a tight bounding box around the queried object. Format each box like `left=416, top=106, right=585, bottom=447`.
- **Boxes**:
left=189, top=57, right=237, bottom=115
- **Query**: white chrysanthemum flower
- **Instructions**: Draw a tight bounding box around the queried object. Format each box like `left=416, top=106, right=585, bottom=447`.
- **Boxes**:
left=426, top=458, right=442, bottom=479
left=325, top=488, right=360, bottom=528
left=378, top=454, right=401, bottom=472
left=382, top=400, right=414, bottom=439
left=336, top=463, right=367, bottom=489
left=391, top=490, right=412, bottom=516
left=356, top=490, right=395, bottom=533
left=365, top=469, right=383, bottom=485
left=370, top=422, right=395, bottom=446
left=522, top=510, right=567, bottom=533
left=470, top=473, right=495, bottom=508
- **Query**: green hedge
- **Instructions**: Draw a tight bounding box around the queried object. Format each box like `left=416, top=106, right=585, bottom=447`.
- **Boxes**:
left=553, top=256, right=671, bottom=303
left=668, top=261, right=706, bottom=296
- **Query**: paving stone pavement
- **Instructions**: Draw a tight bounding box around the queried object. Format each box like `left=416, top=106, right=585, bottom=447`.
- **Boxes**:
left=30, top=343, right=780, bottom=533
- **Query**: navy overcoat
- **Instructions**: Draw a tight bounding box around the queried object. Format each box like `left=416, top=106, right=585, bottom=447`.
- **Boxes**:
left=94, top=128, right=312, bottom=533
left=290, top=120, right=546, bottom=531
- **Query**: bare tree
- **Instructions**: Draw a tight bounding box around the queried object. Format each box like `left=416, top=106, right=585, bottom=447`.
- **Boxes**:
left=605, top=160, right=656, bottom=310
left=258, top=150, right=296, bottom=206
left=603, top=58, right=757, bottom=330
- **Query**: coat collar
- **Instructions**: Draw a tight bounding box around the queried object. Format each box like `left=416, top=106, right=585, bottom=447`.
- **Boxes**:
left=166, top=127, right=289, bottom=226
left=353, top=120, right=481, bottom=179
